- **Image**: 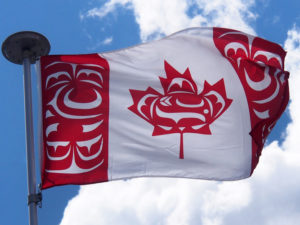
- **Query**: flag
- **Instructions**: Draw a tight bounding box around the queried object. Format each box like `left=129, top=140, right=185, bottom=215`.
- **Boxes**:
left=38, top=27, right=289, bottom=189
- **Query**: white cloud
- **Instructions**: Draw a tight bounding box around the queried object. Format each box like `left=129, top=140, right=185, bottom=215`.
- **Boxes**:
left=272, top=15, right=280, bottom=24
left=283, top=25, right=300, bottom=154
left=81, top=0, right=256, bottom=42
left=59, top=141, right=300, bottom=225
left=86, top=36, right=114, bottom=51
left=102, top=36, right=113, bottom=45
left=83, top=0, right=131, bottom=19
left=60, top=3, right=300, bottom=225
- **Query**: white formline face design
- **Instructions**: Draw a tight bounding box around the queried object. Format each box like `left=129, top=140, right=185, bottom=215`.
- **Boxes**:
left=44, top=62, right=105, bottom=174
left=220, top=31, right=286, bottom=120
left=215, top=29, right=289, bottom=149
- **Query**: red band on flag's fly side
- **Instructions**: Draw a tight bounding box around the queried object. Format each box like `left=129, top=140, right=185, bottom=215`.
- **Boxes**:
left=38, top=27, right=289, bottom=189
left=213, top=27, right=290, bottom=172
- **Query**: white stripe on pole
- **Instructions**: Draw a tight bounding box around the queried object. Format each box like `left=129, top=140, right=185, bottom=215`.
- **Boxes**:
left=23, top=56, right=38, bottom=225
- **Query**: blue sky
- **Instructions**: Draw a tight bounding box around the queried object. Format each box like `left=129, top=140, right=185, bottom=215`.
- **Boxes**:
left=1, top=0, right=300, bottom=225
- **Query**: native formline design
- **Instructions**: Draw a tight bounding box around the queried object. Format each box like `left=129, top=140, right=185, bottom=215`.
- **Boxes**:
left=129, top=61, right=233, bottom=159
left=40, top=28, right=289, bottom=189
left=43, top=61, right=107, bottom=174
left=213, top=27, right=289, bottom=168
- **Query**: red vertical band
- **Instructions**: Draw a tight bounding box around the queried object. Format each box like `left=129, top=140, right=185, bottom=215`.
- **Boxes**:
left=40, top=54, right=110, bottom=189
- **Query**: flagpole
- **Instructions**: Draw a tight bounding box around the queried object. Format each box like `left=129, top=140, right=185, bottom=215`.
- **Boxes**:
left=2, top=31, right=50, bottom=225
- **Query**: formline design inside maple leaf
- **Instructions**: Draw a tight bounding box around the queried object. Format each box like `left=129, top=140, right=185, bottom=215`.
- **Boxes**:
left=129, top=61, right=233, bottom=159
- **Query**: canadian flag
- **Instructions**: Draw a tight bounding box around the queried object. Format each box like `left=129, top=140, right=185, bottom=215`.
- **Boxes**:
left=38, top=27, right=289, bottom=189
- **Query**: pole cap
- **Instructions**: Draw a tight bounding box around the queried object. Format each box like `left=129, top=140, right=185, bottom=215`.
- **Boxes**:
left=2, top=31, right=50, bottom=65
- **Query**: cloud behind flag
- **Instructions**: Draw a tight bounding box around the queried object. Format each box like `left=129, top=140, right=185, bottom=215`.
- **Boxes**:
left=38, top=27, right=289, bottom=189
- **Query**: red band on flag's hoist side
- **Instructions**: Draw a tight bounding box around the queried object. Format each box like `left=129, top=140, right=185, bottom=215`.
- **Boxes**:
left=40, top=54, right=109, bottom=189
left=213, top=27, right=290, bottom=172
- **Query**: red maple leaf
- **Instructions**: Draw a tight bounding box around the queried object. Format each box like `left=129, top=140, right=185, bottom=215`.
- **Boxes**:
left=129, top=61, right=232, bottom=159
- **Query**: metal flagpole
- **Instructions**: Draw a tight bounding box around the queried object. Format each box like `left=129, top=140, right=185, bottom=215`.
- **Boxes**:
left=2, top=31, right=50, bottom=225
